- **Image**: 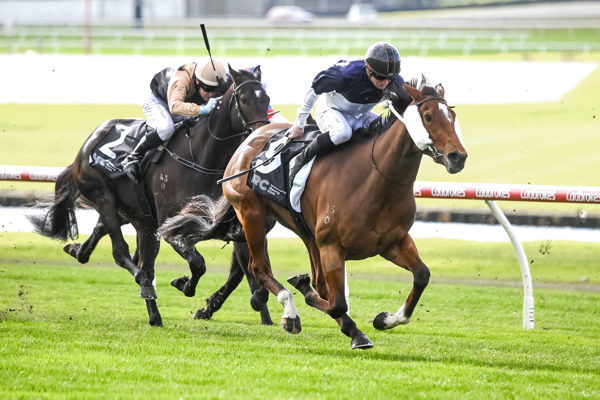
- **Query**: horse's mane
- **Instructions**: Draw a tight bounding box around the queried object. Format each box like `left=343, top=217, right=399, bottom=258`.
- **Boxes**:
left=354, top=73, right=436, bottom=139
left=215, top=76, right=233, bottom=97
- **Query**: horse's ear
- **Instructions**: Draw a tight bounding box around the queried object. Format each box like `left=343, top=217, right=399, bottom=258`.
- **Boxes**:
left=435, top=83, right=445, bottom=98
left=228, top=64, right=239, bottom=82
left=253, top=65, right=262, bottom=81
left=403, top=83, right=422, bottom=104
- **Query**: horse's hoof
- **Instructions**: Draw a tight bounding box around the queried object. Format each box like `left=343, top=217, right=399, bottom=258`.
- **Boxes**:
left=139, top=285, right=157, bottom=300
left=63, top=243, right=89, bottom=263
left=171, top=276, right=189, bottom=289
left=287, top=273, right=310, bottom=289
left=194, top=308, right=212, bottom=320
left=260, top=310, right=274, bottom=326
left=63, top=243, right=77, bottom=257
left=250, top=292, right=266, bottom=312
left=287, top=274, right=311, bottom=295
left=351, top=333, right=374, bottom=350
left=171, top=276, right=194, bottom=297
left=280, top=316, right=301, bottom=334
left=373, top=311, right=393, bottom=331
left=149, top=317, right=163, bottom=327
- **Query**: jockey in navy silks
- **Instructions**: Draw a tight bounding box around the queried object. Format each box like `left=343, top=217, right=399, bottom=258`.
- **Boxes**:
left=288, top=42, right=404, bottom=176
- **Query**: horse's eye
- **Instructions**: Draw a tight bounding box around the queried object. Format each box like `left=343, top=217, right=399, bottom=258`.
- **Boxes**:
left=424, top=114, right=432, bottom=123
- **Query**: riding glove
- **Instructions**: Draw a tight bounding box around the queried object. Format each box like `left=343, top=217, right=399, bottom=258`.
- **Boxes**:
left=198, top=98, right=217, bottom=115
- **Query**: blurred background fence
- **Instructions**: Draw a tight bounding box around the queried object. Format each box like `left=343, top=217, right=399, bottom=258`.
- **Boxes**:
left=2, top=25, right=599, bottom=57
left=1, top=0, right=599, bottom=57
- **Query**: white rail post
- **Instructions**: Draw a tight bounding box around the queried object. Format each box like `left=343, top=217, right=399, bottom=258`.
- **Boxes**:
left=485, top=200, right=535, bottom=329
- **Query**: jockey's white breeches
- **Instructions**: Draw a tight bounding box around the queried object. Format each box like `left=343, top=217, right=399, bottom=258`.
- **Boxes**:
left=314, top=96, right=379, bottom=145
left=142, top=93, right=175, bottom=141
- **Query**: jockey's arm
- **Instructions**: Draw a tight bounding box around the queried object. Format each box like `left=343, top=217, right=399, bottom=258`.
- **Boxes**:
left=289, top=87, right=320, bottom=138
left=167, top=72, right=201, bottom=117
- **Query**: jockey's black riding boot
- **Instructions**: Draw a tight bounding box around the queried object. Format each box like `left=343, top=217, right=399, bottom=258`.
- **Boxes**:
left=122, top=128, right=163, bottom=183
left=289, top=133, right=336, bottom=179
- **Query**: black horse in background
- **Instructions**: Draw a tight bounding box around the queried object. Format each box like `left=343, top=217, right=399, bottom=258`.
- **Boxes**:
left=28, top=66, right=273, bottom=327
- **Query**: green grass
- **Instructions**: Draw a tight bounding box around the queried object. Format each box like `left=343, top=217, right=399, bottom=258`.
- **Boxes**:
left=3, top=233, right=600, bottom=285
left=1, top=233, right=599, bottom=399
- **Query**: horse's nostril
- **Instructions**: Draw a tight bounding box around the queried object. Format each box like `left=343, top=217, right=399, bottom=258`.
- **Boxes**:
left=448, top=152, right=461, bottom=163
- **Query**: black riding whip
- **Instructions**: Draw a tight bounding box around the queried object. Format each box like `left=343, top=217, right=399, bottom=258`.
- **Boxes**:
left=200, top=23, right=221, bottom=85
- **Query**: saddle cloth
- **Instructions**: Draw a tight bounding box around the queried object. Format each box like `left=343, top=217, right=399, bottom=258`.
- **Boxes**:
left=246, top=126, right=321, bottom=237
left=89, top=117, right=195, bottom=180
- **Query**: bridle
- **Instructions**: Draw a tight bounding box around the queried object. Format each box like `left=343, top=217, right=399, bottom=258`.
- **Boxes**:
left=204, top=79, right=270, bottom=142
left=231, top=79, right=271, bottom=132
left=371, top=95, right=448, bottom=185
left=414, top=96, right=448, bottom=161
left=165, top=78, right=270, bottom=175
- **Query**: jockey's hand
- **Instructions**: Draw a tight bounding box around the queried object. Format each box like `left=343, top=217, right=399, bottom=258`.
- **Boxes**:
left=288, top=125, right=304, bottom=139
left=198, top=98, right=217, bottom=115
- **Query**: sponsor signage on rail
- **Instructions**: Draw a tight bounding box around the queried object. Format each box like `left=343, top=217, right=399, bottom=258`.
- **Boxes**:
left=0, top=165, right=64, bottom=182
left=414, top=182, right=600, bottom=204
left=3, top=166, right=600, bottom=204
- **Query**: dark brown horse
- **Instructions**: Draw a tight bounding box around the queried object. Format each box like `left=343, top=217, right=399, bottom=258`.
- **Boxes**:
left=160, top=80, right=467, bottom=348
left=28, top=66, right=273, bottom=327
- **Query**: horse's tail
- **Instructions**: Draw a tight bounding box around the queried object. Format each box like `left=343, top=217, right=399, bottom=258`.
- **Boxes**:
left=27, top=165, right=79, bottom=241
left=158, top=194, right=245, bottom=247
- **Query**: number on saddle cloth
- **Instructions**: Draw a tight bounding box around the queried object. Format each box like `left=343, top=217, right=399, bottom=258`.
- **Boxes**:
left=89, top=118, right=193, bottom=180
left=246, top=126, right=321, bottom=238
left=89, top=119, right=148, bottom=179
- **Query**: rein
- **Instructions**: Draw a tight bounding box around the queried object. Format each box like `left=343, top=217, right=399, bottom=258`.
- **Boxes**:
left=217, top=136, right=291, bottom=185
left=370, top=96, right=445, bottom=185
left=166, top=79, right=270, bottom=175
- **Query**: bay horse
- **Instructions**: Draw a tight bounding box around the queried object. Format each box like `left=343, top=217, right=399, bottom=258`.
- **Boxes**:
left=28, top=65, right=273, bottom=327
left=160, top=79, right=467, bottom=348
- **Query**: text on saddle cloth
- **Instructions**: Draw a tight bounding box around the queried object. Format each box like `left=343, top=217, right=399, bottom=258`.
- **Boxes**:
left=89, top=118, right=198, bottom=180
left=89, top=120, right=148, bottom=179
left=246, top=127, right=321, bottom=211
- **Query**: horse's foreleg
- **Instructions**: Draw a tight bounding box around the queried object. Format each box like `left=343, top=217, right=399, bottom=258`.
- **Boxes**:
left=133, top=227, right=162, bottom=327
left=374, top=234, right=430, bottom=330
left=165, top=238, right=206, bottom=298
left=135, top=227, right=161, bottom=302
left=95, top=201, right=155, bottom=302
left=63, top=217, right=107, bottom=264
left=193, top=250, right=243, bottom=320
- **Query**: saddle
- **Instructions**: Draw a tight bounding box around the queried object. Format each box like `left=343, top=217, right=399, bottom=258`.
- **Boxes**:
left=89, top=117, right=198, bottom=180
left=246, top=126, right=322, bottom=237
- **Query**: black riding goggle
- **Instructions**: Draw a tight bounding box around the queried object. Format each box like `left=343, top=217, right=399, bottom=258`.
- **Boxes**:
left=367, top=67, right=394, bottom=82
left=198, top=80, right=219, bottom=93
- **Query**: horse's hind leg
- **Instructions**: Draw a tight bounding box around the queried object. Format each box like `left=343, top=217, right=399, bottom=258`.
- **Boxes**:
left=237, top=200, right=299, bottom=333
left=373, top=234, right=430, bottom=330
left=236, top=242, right=272, bottom=325
left=63, top=217, right=106, bottom=264
left=288, top=242, right=372, bottom=349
